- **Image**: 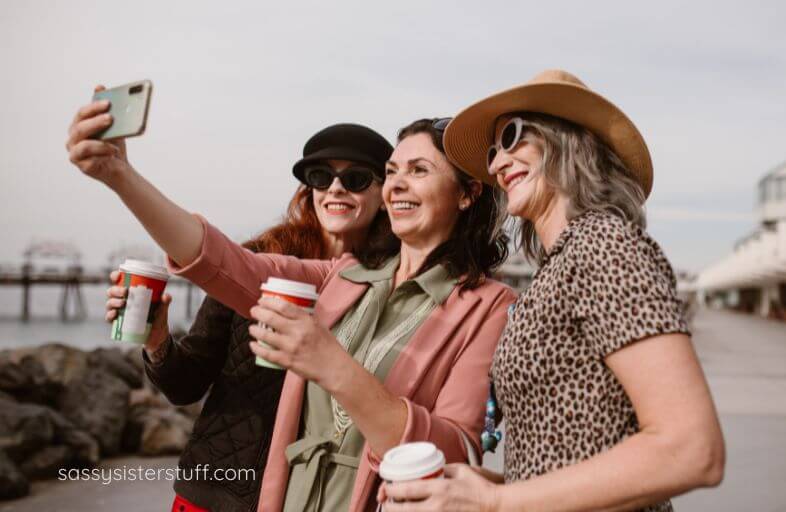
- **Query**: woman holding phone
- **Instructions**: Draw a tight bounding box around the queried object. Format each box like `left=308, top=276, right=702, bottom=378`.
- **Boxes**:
left=381, top=70, right=725, bottom=511
left=67, top=94, right=515, bottom=512
left=103, top=121, right=393, bottom=512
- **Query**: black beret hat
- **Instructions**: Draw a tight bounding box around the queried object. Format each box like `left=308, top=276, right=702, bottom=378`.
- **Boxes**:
left=292, top=123, right=393, bottom=182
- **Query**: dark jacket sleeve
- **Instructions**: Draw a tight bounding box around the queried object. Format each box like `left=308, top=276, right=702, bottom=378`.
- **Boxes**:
left=143, top=295, right=234, bottom=406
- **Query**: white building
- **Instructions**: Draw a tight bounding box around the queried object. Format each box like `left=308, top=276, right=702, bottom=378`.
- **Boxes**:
left=694, top=162, right=786, bottom=318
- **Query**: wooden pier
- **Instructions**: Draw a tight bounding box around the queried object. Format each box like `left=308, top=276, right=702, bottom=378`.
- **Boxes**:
left=0, top=265, right=200, bottom=322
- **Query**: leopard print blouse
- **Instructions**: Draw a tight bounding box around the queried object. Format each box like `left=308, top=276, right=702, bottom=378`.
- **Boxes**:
left=491, top=210, right=690, bottom=512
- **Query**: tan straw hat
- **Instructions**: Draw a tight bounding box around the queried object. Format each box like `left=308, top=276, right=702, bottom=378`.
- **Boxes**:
left=444, top=69, right=653, bottom=197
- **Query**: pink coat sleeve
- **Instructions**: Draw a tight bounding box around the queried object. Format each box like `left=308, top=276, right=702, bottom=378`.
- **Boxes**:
left=368, top=285, right=516, bottom=469
left=166, top=215, right=334, bottom=318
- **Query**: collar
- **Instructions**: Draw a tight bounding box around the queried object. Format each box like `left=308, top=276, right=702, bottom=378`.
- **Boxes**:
left=340, top=254, right=456, bottom=306
left=543, top=210, right=599, bottom=261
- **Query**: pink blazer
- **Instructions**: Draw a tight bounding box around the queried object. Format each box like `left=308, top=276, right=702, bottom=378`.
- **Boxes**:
left=169, top=217, right=516, bottom=512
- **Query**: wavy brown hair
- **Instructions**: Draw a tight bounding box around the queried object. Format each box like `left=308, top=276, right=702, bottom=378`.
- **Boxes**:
left=241, top=186, right=328, bottom=256
left=242, top=185, right=395, bottom=259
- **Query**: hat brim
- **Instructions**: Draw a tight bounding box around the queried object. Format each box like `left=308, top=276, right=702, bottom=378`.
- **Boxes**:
left=292, top=147, right=387, bottom=182
left=444, top=82, right=653, bottom=197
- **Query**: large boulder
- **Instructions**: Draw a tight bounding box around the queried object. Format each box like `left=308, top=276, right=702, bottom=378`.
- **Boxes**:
left=5, top=343, right=89, bottom=387
left=124, top=345, right=145, bottom=375
left=88, top=347, right=143, bottom=389
left=0, top=399, right=99, bottom=469
left=58, top=369, right=131, bottom=457
left=0, top=343, right=90, bottom=406
left=48, top=408, right=100, bottom=468
left=19, top=445, right=74, bottom=480
left=0, top=401, right=55, bottom=461
left=0, top=355, right=29, bottom=391
left=137, top=407, right=193, bottom=456
left=0, top=354, right=60, bottom=405
left=0, top=449, right=28, bottom=501
left=123, top=388, right=193, bottom=456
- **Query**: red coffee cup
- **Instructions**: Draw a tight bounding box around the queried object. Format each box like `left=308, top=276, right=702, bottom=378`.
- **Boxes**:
left=111, top=259, right=169, bottom=344
left=255, top=277, right=319, bottom=370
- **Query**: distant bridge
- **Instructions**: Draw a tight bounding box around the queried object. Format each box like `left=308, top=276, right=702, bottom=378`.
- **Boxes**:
left=0, top=241, right=201, bottom=322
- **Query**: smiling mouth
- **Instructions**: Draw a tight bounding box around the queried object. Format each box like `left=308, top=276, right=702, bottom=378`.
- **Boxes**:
left=324, top=202, right=356, bottom=215
left=390, top=201, right=420, bottom=213
left=504, top=171, right=529, bottom=189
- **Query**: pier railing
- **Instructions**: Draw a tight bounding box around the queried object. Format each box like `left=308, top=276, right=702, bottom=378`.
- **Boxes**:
left=0, top=265, right=201, bottom=322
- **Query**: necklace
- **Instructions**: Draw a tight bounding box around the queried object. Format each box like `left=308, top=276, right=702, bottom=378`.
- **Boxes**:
left=331, top=291, right=436, bottom=438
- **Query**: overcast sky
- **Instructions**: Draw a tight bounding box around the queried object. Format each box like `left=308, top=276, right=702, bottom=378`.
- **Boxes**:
left=1, top=0, right=784, bottom=272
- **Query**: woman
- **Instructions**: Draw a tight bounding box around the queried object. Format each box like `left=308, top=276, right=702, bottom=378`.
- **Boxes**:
left=103, top=123, right=393, bottom=512
left=382, top=70, right=725, bottom=511
left=66, top=100, right=516, bottom=512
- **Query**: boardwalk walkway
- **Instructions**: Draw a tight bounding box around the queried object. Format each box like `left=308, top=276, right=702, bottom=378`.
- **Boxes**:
left=1, top=309, right=784, bottom=511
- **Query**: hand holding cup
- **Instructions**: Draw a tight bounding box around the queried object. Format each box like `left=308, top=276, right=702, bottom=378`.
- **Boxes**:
left=248, top=284, right=346, bottom=387
left=105, top=264, right=171, bottom=362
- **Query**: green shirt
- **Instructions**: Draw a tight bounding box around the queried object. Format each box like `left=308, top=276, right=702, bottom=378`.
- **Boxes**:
left=282, top=255, right=457, bottom=512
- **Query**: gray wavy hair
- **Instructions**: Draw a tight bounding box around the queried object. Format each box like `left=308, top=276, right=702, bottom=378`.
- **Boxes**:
left=508, top=112, right=647, bottom=263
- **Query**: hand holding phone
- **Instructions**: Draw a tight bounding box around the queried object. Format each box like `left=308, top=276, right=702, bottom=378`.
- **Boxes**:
left=67, top=82, right=146, bottom=186
left=90, top=80, right=153, bottom=140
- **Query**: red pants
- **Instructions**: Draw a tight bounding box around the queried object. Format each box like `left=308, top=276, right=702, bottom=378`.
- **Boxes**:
left=172, top=495, right=209, bottom=512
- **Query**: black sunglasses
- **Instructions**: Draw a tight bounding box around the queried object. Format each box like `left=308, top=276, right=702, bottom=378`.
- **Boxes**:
left=300, top=165, right=382, bottom=193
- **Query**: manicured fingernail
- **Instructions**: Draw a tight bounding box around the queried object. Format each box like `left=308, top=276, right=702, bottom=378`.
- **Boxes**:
left=103, top=114, right=112, bottom=122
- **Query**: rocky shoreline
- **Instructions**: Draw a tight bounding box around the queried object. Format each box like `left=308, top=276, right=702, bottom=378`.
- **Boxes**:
left=0, top=339, right=198, bottom=501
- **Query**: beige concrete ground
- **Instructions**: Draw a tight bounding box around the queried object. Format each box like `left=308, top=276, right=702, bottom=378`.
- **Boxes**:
left=0, top=456, right=178, bottom=512
left=1, top=308, right=785, bottom=511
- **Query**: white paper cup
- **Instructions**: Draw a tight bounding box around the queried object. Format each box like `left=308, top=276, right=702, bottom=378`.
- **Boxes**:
left=255, top=277, right=319, bottom=370
left=380, top=442, right=446, bottom=484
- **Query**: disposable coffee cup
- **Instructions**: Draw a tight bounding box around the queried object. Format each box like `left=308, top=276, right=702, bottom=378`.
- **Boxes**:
left=379, top=442, right=446, bottom=487
left=256, top=277, right=319, bottom=370
left=111, top=259, right=169, bottom=344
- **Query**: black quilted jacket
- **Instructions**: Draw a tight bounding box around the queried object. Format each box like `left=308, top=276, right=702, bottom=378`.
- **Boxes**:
left=144, top=295, right=285, bottom=512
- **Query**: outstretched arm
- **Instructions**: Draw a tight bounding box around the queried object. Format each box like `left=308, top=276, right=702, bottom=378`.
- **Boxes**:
left=66, top=85, right=205, bottom=268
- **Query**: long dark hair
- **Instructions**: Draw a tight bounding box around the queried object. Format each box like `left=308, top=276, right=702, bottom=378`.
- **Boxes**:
left=362, top=118, right=509, bottom=290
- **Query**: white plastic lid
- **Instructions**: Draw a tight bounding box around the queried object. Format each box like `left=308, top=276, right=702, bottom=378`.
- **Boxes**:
left=119, top=259, right=169, bottom=281
left=379, top=442, right=445, bottom=482
left=260, top=277, right=319, bottom=301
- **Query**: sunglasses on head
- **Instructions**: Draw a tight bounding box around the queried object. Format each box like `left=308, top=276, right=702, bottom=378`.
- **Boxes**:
left=432, top=117, right=451, bottom=146
left=487, top=117, right=528, bottom=170
left=300, top=164, right=382, bottom=193
left=432, top=117, right=451, bottom=133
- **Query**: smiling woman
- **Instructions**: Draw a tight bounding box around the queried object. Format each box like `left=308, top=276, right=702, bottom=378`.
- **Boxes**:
left=380, top=70, right=725, bottom=512
left=383, top=119, right=509, bottom=289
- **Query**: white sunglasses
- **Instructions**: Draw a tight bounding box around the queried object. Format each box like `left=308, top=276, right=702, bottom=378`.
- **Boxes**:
left=486, top=117, right=527, bottom=170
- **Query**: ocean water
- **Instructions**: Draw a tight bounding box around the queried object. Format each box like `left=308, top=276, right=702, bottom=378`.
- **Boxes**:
left=0, top=284, right=203, bottom=350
